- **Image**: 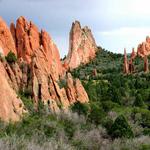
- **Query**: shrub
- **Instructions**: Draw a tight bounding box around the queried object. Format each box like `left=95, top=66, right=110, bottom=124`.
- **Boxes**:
left=143, top=128, right=150, bottom=136
left=133, top=94, right=145, bottom=107
left=5, top=51, right=17, bottom=63
left=71, top=102, right=90, bottom=116
left=88, top=103, right=105, bottom=125
left=109, top=115, right=134, bottom=138
left=58, top=79, right=67, bottom=89
left=102, top=117, right=113, bottom=132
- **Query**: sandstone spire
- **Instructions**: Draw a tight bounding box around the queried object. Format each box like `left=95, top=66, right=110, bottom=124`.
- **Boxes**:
left=123, top=48, right=129, bottom=74
left=63, top=21, right=97, bottom=70
left=144, top=56, right=149, bottom=72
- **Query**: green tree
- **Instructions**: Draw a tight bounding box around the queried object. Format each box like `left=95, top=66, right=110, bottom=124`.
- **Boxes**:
left=88, top=103, right=105, bottom=125
left=109, top=115, right=134, bottom=138
left=133, top=94, right=145, bottom=107
left=5, top=51, right=17, bottom=63
left=71, top=102, right=90, bottom=116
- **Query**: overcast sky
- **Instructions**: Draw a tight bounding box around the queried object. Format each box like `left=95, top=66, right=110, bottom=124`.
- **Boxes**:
left=0, top=0, right=150, bottom=57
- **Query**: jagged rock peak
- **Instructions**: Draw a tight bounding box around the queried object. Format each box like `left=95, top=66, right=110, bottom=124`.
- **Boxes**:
left=63, top=20, right=97, bottom=70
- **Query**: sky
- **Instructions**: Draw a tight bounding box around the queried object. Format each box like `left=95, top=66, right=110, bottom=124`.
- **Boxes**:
left=0, top=0, right=150, bottom=57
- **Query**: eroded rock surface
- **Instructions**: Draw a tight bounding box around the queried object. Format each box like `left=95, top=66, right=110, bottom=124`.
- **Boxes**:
left=63, top=21, right=97, bottom=70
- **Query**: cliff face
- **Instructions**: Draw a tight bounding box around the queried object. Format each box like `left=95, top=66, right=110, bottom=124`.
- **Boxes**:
left=0, top=17, right=90, bottom=121
left=63, top=21, right=97, bottom=70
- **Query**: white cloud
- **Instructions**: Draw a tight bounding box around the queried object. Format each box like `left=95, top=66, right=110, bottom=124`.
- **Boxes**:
left=100, top=27, right=150, bottom=37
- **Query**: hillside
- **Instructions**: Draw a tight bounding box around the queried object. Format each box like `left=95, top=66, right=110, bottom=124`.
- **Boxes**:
left=71, top=47, right=150, bottom=148
left=0, top=47, right=150, bottom=150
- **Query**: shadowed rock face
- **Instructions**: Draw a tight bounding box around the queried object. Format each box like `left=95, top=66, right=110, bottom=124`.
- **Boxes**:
left=63, top=21, right=97, bottom=70
left=0, top=17, right=91, bottom=121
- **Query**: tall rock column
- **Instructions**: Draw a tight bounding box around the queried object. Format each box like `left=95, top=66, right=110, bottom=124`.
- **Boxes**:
left=63, top=21, right=97, bottom=70
left=144, top=56, right=149, bottom=72
left=129, top=48, right=136, bottom=73
left=123, top=48, right=129, bottom=74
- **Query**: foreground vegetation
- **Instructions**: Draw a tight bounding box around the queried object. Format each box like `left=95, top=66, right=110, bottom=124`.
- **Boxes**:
left=0, top=48, right=150, bottom=150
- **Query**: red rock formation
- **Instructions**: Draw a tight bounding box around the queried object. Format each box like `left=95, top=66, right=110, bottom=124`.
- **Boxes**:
left=128, top=48, right=136, bottom=73
left=63, top=21, right=97, bottom=70
left=74, top=78, right=89, bottom=103
left=144, top=56, right=149, bottom=72
left=123, top=48, right=129, bottom=74
left=0, top=17, right=16, bottom=55
left=0, top=60, right=27, bottom=122
left=10, top=22, right=17, bottom=48
left=92, top=69, right=97, bottom=77
left=12, top=16, right=63, bottom=80
left=0, top=16, right=90, bottom=121
left=137, top=36, right=150, bottom=57
left=15, top=16, right=40, bottom=63
left=124, top=36, right=150, bottom=73
left=66, top=73, right=89, bottom=104
left=130, top=48, right=137, bottom=60
left=40, top=30, right=63, bottom=80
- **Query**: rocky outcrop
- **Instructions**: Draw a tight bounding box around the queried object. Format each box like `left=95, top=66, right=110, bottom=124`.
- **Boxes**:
left=137, top=36, right=150, bottom=57
left=63, top=21, right=97, bottom=70
left=123, top=36, right=150, bottom=73
left=11, top=16, right=63, bottom=80
left=0, top=17, right=90, bottom=121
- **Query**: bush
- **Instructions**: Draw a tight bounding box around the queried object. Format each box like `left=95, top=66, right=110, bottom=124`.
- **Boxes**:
left=71, top=102, right=90, bottom=116
left=143, top=128, right=150, bottom=136
left=133, top=94, right=145, bottom=107
left=109, top=115, right=134, bottom=138
left=5, top=51, right=17, bottom=63
left=58, top=79, right=67, bottom=89
left=88, top=103, right=105, bottom=125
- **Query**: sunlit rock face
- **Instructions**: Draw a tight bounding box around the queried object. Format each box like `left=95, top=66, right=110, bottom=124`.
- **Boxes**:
left=14, top=16, right=63, bottom=80
left=0, top=17, right=90, bottom=121
left=137, top=36, right=150, bottom=57
left=0, top=17, right=16, bottom=56
left=0, top=60, right=27, bottom=122
left=63, top=21, right=97, bottom=70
